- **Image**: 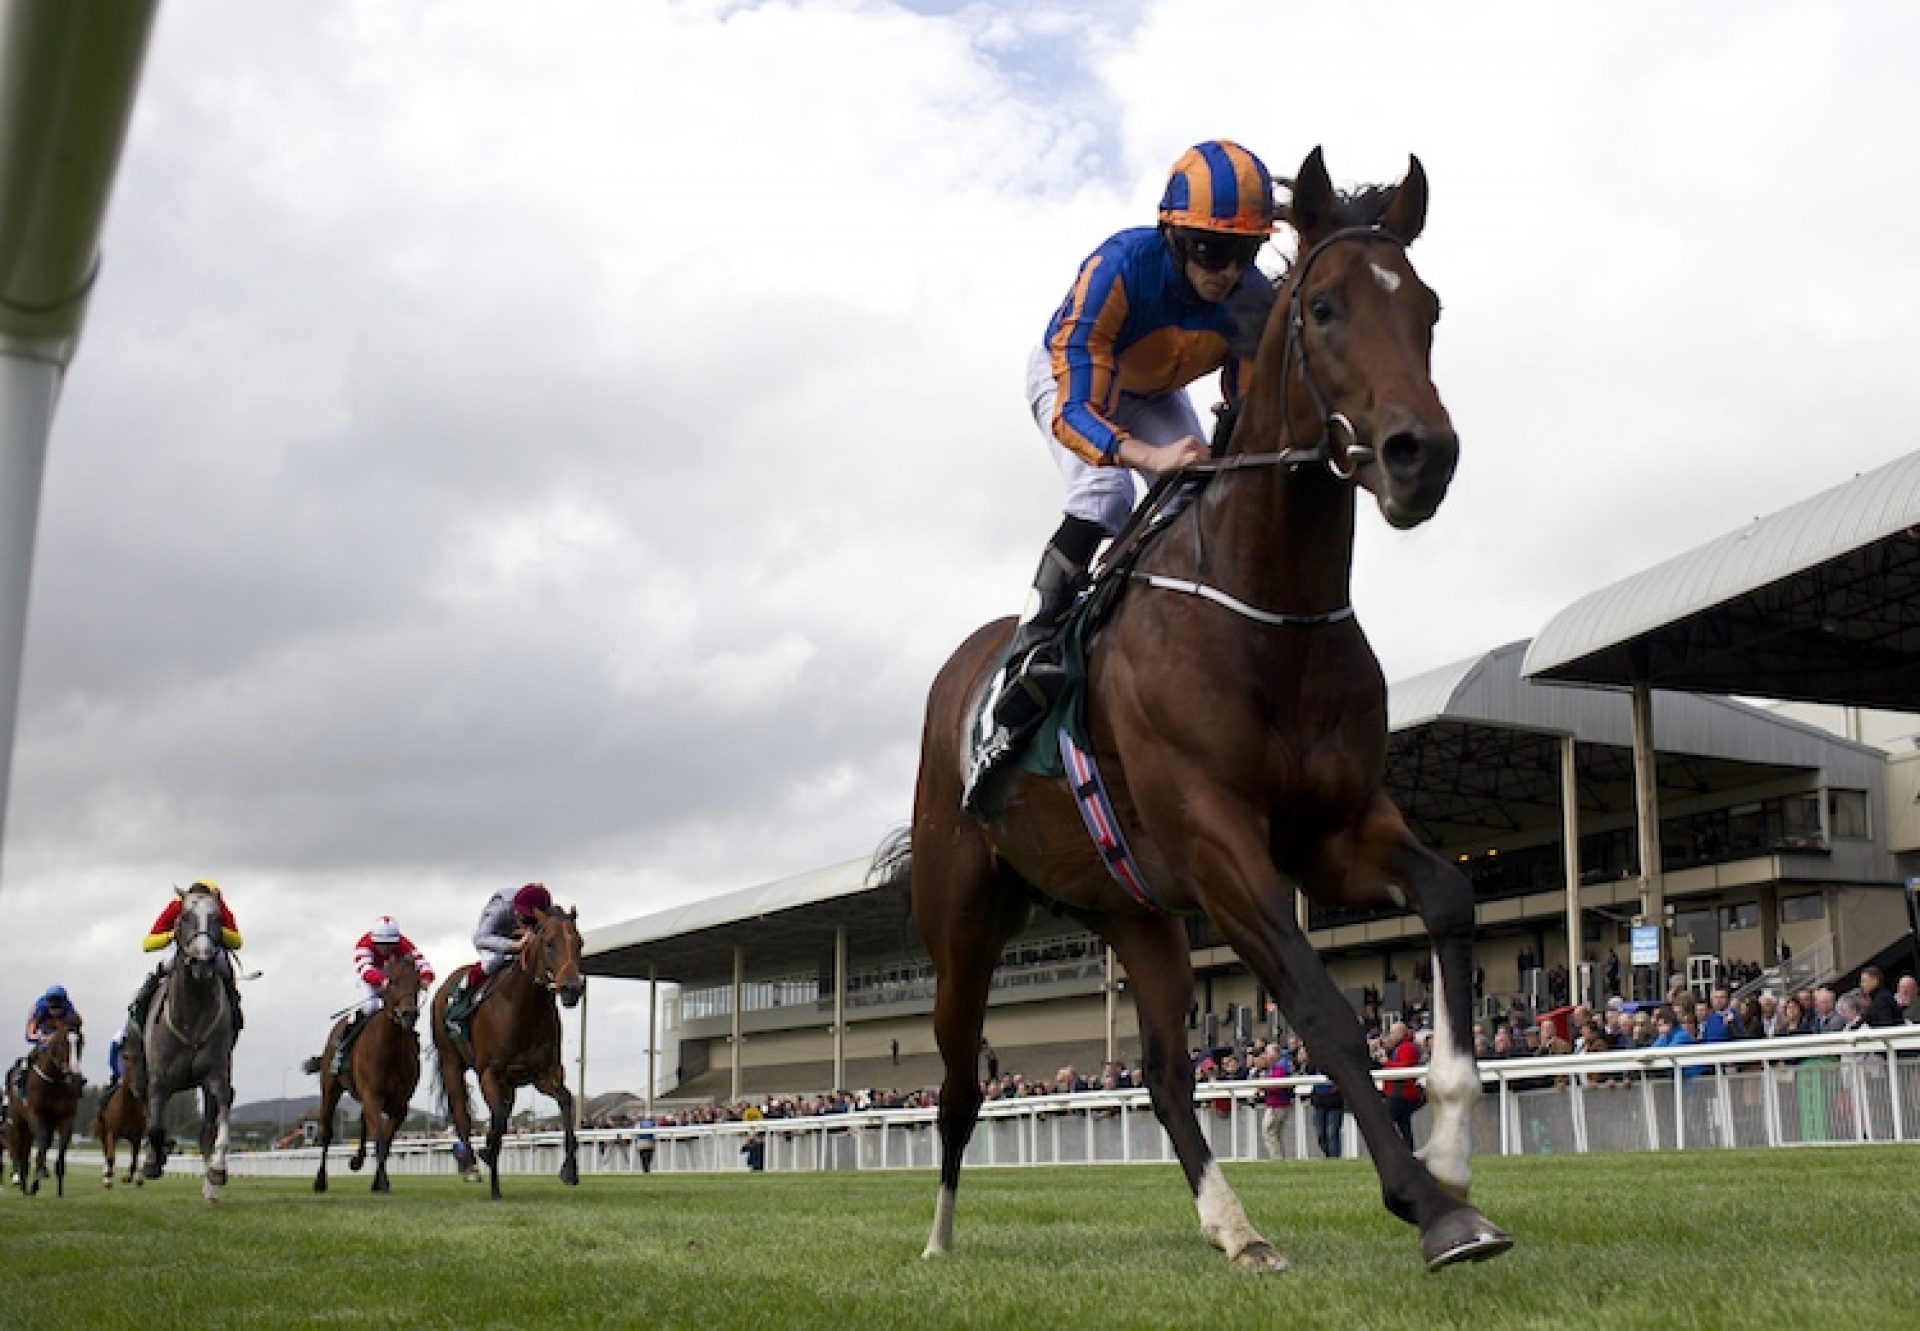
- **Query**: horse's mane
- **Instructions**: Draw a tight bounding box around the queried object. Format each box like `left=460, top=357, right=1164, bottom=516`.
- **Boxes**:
left=1223, top=179, right=1401, bottom=361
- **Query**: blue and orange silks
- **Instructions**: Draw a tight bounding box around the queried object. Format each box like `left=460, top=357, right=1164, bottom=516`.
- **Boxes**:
left=1042, top=227, right=1266, bottom=466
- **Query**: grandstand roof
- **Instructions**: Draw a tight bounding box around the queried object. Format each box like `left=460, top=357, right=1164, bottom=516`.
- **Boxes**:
left=1523, top=451, right=1920, bottom=706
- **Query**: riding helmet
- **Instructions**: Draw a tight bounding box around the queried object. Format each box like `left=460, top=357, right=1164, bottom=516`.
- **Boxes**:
left=1157, top=140, right=1275, bottom=236
left=372, top=915, right=401, bottom=945
left=513, top=883, right=552, bottom=917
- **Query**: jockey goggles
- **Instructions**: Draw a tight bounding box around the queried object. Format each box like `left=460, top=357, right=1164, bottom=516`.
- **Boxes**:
left=1175, top=229, right=1263, bottom=273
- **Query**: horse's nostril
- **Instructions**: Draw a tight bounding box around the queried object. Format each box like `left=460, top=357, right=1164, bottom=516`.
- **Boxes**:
left=1382, top=432, right=1422, bottom=472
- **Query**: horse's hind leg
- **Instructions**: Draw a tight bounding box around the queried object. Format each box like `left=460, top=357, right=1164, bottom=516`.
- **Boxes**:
left=313, top=1075, right=342, bottom=1193
left=350, top=1104, right=369, bottom=1172
left=1102, top=912, right=1285, bottom=1271
left=201, top=1078, right=233, bottom=1204
left=910, top=816, right=1028, bottom=1259
left=478, top=1069, right=512, bottom=1201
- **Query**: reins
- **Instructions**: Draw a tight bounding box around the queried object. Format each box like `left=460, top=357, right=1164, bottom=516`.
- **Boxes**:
left=1130, top=225, right=1408, bottom=627
left=160, top=906, right=229, bottom=1053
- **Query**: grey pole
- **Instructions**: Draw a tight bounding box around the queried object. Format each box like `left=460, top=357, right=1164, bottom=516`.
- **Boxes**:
left=730, top=943, right=743, bottom=1102
left=646, top=964, right=657, bottom=1114
left=0, top=0, right=160, bottom=863
left=1561, top=735, right=1584, bottom=1006
left=832, top=923, right=846, bottom=1092
left=1631, top=680, right=1666, bottom=991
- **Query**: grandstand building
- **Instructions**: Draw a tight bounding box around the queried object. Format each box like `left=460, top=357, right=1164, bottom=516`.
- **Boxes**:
left=584, top=453, right=1920, bottom=1102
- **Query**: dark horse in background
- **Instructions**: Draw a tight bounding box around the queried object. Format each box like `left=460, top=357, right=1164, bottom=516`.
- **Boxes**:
left=5, top=1024, right=80, bottom=1196
left=911, top=147, right=1509, bottom=1272
left=305, top=952, right=424, bottom=1194
left=430, top=907, right=585, bottom=1199
left=93, top=1080, right=152, bottom=1188
left=128, top=887, right=240, bottom=1205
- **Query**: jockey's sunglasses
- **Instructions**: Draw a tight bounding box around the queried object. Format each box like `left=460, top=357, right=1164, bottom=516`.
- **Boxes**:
left=1180, top=231, right=1263, bottom=272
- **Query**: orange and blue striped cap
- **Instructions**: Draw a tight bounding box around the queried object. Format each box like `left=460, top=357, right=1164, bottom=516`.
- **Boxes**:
left=1157, top=140, right=1275, bottom=236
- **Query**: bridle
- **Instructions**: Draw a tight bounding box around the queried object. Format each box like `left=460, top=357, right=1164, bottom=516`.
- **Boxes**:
left=517, top=914, right=582, bottom=995
left=1131, top=225, right=1411, bottom=628
left=1187, top=224, right=1410, bottom=481
left=161, top=898, right=229, bottom=1050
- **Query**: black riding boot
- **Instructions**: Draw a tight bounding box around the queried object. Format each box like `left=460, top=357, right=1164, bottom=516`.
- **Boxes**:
left=331, top=1011, right=367, bottom=1076
left=128, top=967, right=162, bottom=1032
left=992, top=516, right=1103, bottom=733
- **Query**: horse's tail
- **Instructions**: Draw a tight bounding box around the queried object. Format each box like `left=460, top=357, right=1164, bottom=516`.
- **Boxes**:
left=868, top=823, right=912, bottom=891
left=429, top=1044, right=473, bottom=1124
left=300, top=1055, right=323, bottom=1076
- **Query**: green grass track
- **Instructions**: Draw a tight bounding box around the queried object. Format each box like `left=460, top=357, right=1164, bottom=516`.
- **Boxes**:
left=3, top=1147, right=1915, bottom=1329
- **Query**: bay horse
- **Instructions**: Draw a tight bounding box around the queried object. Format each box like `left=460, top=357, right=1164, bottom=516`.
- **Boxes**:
left=92, top=1080, right=151, bottom=1187
left=429, top=906, right=585, bottom=1199
left=5, top=1024, right=80, bottom=1196
left=305, top=951, right=424, bottom=1193
left=133, top=888, right=239, bottom=1204
left=911, top=147, right=1509, bottom=1272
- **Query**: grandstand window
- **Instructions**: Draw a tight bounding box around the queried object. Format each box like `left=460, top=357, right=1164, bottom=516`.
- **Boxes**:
left=1780, top=892, right=1826, bottom=924
left=1828, top=788, right=1870, bottom=839
left=1717, top=902, right=1760, bottom=932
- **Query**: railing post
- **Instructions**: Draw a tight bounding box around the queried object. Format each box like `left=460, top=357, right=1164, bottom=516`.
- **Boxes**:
left=1761, top=1056, right=1782, bottom=1148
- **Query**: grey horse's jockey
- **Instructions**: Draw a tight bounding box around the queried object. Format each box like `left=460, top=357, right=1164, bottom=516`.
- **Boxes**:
left=443, top=883, right=551, bottom=1045
left=330, top=916, right=434, bottom=1075
left=128, top=881, right=245, bottom=1035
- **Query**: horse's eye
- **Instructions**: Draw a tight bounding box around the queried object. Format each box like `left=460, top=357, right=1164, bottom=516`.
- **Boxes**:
left=1309, top=294, right=1334, bottom=324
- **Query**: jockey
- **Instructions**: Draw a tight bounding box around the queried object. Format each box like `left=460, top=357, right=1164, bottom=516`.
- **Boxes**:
left=128, top=880, right=246, bottom=1035
left=331, top=915, right=435, bottom=1075
left=444, top=882, right=551, bottom=1046
left=992, top=139, right=1277, bottom=735
left=8, top=984, right=84, bottom=1099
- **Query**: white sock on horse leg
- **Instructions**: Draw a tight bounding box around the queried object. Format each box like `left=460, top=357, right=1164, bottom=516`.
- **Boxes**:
left=923, top=1184, right=957, bottom=1258
left=1418, top=958, right=1475, bottom=1195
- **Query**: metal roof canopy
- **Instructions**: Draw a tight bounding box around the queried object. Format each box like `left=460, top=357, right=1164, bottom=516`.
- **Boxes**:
left=585, top=645, right=1869, bottom=986
left=1522, top=451, right=1920, bottom=705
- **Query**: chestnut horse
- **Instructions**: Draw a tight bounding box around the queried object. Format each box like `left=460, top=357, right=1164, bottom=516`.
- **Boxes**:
left=429, top=907, right=585, bottom=1199
left=306, top=952, right=424, bottom=1193
left=92, top=1080, right=150, bottom=1187
left=911, top=147, right=1509, bottom=1272
left=5, top=1025, right=80, bottom=1196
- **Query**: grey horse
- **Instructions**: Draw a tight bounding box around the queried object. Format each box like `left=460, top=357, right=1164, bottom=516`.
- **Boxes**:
left=130, top=888, right=239, bottom=1205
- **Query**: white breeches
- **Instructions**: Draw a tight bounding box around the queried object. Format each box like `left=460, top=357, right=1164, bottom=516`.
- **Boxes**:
left=1025, top=343, right=1207, bottom=534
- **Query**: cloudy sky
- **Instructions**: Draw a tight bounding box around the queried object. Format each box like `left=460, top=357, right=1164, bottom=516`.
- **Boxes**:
left=6, top=0, right=1920, bottom=1109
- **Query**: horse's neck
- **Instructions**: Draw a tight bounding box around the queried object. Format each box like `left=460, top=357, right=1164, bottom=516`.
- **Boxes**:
left=1188, top=460, right=1357, bottom=613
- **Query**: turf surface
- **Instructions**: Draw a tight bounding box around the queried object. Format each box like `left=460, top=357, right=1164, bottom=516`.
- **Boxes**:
left=2, top=1147, right=1915, bottom=1329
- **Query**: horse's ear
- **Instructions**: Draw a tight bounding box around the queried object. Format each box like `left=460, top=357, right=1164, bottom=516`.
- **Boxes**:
left=1380, top=154, right=1428, bottom=246
left=174, top=886, right=186, bottom=900
left=1287, top=146, right=1335, bottom=246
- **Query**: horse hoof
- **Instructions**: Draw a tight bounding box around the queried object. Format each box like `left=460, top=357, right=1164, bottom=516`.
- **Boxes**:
left=560, top=1163, right=578, bottom=1186
left=1229, top=1241, right=1290, bottom=1273
left=1422, top=1208, right=1513, bottom=1271
left=461, top=1167, right=481, bottom=1184
left=314, top=1176, right=328, bottom=1193
left=205, top=1167, right=227, bottom=1187
left=348, top=1157, right=364, bottom=1172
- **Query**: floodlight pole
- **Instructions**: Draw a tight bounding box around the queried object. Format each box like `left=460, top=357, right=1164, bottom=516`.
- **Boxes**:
left=1631, top=679, right=1667, bottom=990
left=0, top=0, right=159, bottom=866
left=1560, top=735, right=1583, bottom=1006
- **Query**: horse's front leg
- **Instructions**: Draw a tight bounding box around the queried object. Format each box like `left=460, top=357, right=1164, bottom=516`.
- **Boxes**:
left=201, top=1077, right=233, bottom=1204
left=478, top=1068, right=511, bottom=1201
left=54, top=1123, right=71, bottom=1197
left=536, top=1067, right=579, bottom=1185
left=1202, top=815, right=1509, bottom=1271
left=1101, top=912, right=1286, bottom=1271
left=1372, top=818, right=1484, bottom=1201
left=350, top=1104, right=369, bottom=1173
left=373, top=1100, right=403, bottom=1194
left=141, top=1082, right=171, bottom=1181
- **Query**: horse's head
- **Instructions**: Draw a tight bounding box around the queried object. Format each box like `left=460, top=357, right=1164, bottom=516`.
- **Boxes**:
left=381, top=953, right=423, bottom=1031
left=34, top=1025, right=76, bottom=1077
left=1268, top=146, right=1455, bottom=529
left=520, top=907, right=586, bottom=1008
left=175, top=887, right=223, bottom=977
